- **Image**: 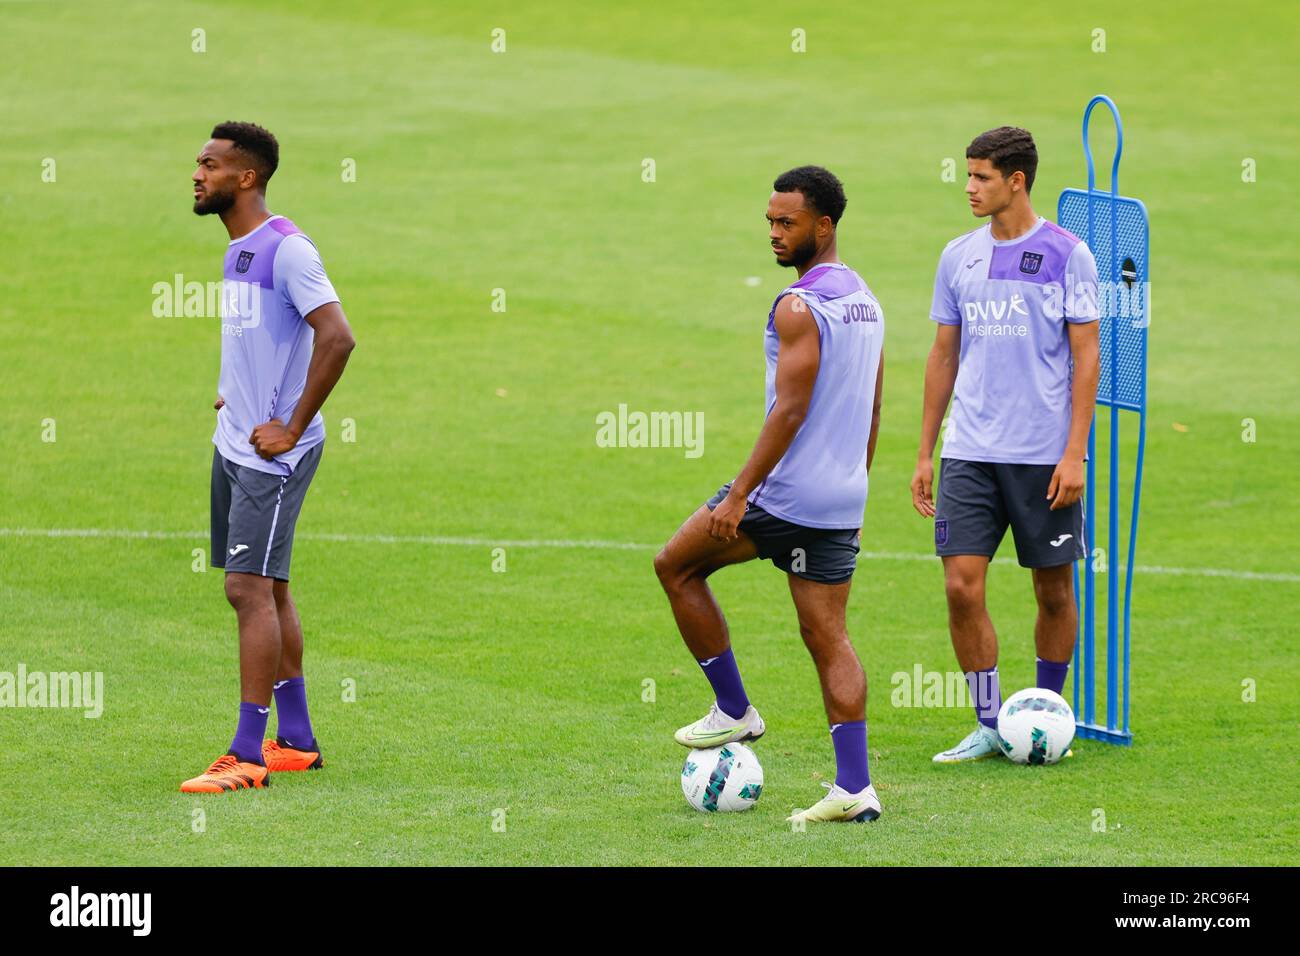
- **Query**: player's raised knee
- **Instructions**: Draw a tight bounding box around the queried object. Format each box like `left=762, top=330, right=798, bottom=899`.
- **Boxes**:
left=653, top=546, right=682, bottom=589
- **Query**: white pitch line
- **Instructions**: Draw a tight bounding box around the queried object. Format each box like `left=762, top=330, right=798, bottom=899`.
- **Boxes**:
left=1, top=526, right=1296, bottom=583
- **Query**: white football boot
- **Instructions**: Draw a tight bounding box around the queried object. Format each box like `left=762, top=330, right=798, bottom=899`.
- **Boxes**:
left=787, top=781, right=882, bottom=824
left=932, top=723, right=1004, bottom=763
left=674, top=701, right=765, bottom=749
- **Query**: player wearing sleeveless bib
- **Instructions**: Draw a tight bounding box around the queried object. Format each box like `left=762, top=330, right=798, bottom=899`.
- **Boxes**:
left=655, top=167, right=886, bottom=823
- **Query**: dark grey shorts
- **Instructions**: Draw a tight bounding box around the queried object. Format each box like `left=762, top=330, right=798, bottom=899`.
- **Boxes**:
left=706, top=483, right=860, bottom=584
left=934, top=458, right=1085, bottom=568
left=211, top=444, right=322, bottom=581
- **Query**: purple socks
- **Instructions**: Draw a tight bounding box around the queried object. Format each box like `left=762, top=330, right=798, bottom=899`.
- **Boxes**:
left=273, top=676, right=315, bottom=748
left=966, top=666, right=1002, bottom=729
left=1036, top=657, right=1070, bottom=696
left=228, top=678, right=315, bottom=763
left=964, top=662, right=1068, bottom=726
left=697, top=648, right=750, bottom=720
left=831, top=720, right=870, bottom=793
left=230, top=701, right=269, bottom=764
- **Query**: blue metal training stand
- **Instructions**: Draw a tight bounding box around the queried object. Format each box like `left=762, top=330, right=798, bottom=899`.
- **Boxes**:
left=1057, top=94, right=1148, bottom=746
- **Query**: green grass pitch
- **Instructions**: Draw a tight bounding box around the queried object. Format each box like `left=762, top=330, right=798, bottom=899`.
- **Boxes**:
left=1, top=0, right=1297, bottom=865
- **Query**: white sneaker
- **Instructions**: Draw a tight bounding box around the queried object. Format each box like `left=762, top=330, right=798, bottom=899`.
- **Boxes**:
left=787, top=781, right=882, bottom=824
left=932, top=723, right=1004, bottom=763
left=674, top=701, right=765, bottom=749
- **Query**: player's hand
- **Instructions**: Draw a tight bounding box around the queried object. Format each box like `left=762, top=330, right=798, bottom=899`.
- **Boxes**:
left=1047, top=456, right=1085, bottom=510
left=214, top=395, right=225, bottom=411
left=911, top=457, right=936, bottom=517
left=249, top=418, right=299, bottom=461
left=708, top=493, right=747, bottom=542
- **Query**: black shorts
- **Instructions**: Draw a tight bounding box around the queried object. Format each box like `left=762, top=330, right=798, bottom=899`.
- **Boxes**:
left=934, top=458, right=1085, bottom=569
left=211, top=444, right=322, bottom=581
left=705, top=483, right=860, bottom=584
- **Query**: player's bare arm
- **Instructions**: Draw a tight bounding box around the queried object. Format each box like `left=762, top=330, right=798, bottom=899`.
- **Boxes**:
left=911, top=324, right=960, bottom=516
left=709, top=295, right=820, bottom=542
left=249, top=302, right=357, bottom=460
left=1047, top=318, right=1100, bottom=510
left=867, top=349, right=884, bottom=473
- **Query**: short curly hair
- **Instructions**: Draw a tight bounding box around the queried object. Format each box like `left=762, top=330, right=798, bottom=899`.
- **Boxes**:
left=773, top=165, right=847, bottom=225
left=967, top=127, right=1037, bottom=193
left=211, top=121, right=279, bottom=189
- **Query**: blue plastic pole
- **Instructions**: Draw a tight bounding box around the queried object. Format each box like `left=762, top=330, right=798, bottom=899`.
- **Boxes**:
left=1083, top=94, right=1124, bottom=733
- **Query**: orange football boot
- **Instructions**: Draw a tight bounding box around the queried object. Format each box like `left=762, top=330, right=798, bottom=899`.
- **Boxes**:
left=180, top=753, right=270, bottom=793
left=262, top=737, right=324, bottom=772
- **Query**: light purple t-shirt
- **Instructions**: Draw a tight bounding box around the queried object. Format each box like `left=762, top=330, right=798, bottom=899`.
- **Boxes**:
left=748, top=262, right=885, bottom=530
left=930, top=218, right=1099, bottom=465
left=213, top=215, right=339, bottom=476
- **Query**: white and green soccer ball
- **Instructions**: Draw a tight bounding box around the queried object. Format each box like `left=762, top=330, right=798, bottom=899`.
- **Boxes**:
left=681, top=743, right=763, bottom=812
left=996, top=688, right=1076, bottom=764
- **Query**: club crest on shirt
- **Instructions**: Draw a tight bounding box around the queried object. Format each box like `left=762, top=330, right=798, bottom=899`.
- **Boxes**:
left=935, top=519, right=949, bottom=547
left=235, top=250, right=255, bottom=274
left=1019, top=251, right=1043, bottom=275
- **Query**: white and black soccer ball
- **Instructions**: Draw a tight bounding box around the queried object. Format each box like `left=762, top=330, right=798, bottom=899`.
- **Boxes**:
left=997, top=688, right=1076, bottom=764
left=681, top=743, right=763, bottom=812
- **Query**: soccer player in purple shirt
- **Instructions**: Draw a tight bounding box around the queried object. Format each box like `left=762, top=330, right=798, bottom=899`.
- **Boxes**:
left=181, top=123, right=356, bottom=793
left=655, top=167, right=887, bottom=823
left=911, top=127, right=1100, bottom=762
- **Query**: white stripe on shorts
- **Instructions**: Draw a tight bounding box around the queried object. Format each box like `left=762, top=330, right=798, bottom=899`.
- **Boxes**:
left=262, top=476, right=288, bottom=576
